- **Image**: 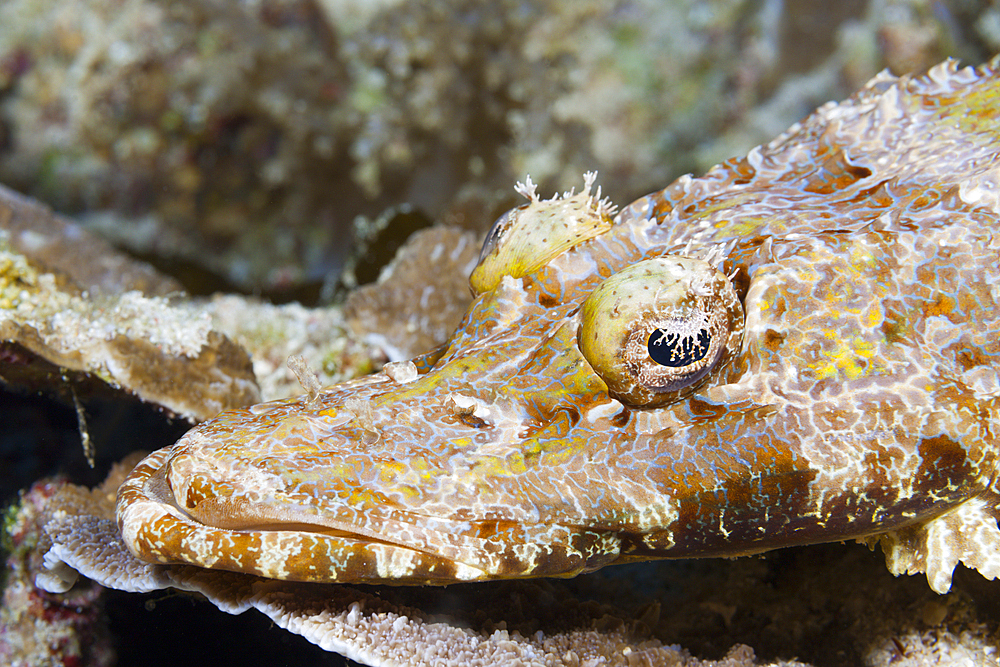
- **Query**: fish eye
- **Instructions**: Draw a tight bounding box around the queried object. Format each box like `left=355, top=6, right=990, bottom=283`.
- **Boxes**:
left=477, top=206, right=521, bottom=265
left=578, top=257, right=744, bottom=408
left=647, top=321, right=712, bottom=368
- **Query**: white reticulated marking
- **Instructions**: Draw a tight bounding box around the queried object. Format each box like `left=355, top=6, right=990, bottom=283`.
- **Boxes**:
left=383, top=360, right=418, bottom=384
left=549, top=251, right=601, bottom=288
left=184, top=526, right=225, bottom=570
left=962, top=366, right=1000, bottom=400
left=958, top=167, right=1000, bottom=213
left=608, top=472, right=679, bottom=533
left=374, top=543, right=418, bottom=580
left=584, top=398, right=624, bottom=423
left=632, top=409, right=681, bottom=436
left=254, top=533, right=297, bottom=579
left=318, top=412, right=354, bottom=429
left=448, top=393, right=478, bottom=413
left=452, top=562, right=489, bottom=581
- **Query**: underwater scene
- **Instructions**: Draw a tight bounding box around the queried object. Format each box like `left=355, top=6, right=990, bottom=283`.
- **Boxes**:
left=2, top=2, right=1000, bottom=666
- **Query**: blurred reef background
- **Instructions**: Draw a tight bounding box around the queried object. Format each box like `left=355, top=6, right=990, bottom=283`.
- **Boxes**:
left=1, top=0, right=997, bottom=296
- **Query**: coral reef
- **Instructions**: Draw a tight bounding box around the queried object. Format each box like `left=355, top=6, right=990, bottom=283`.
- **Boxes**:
left=0, top=183, right=179, bottom=297
left=1, top=0, right=995, bottom=292
left=204, top=294, right=378, bottom=402
left=1, top=480, right=113, bottom=667
left=0, top=183, right=260, bottom=422
left=0, top=181, right=476, bottom=425
left=345, top=225, right=479, bottom=361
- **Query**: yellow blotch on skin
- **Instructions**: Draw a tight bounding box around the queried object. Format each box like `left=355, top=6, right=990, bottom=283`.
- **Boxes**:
left=348, top=487, right=392, bottom=508
left=470, top=455, right=524, bottom=480
left=925, top=293, right=956, bottom=318
left=864, top=304, right=884, bottom=329
left=716, top=213, right=768, bottom=237
left=811, top=336, right=878, bottom=381
left=377, top=457, right=446, bottom=500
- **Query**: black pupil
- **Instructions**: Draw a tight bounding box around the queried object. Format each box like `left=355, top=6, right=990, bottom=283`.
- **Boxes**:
left=648, top=328, right=711, bottom=368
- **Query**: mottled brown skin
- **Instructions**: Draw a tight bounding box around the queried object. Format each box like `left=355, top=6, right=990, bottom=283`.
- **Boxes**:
left=115, top=60, right=1000, bottom=592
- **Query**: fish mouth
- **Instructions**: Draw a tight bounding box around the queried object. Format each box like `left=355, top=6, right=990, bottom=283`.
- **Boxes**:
left=116, top=444, right=620, bottom=584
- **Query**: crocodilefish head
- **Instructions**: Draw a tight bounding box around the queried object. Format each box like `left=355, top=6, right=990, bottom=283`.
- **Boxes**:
left=118, top=61, right=1000, bottom=591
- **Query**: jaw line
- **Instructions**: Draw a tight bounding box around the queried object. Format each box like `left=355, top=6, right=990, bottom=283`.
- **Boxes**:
left=126, top=449, right=539, bottom=582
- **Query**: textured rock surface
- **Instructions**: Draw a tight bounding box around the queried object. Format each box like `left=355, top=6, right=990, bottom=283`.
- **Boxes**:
left=0, top=183, right=180, bottom=297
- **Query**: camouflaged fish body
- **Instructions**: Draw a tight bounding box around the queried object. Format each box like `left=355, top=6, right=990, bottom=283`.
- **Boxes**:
left=116, top=59, right=1000, bottom=594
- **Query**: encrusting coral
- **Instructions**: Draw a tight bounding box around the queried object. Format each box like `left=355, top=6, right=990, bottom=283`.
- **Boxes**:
left=0, top=183, right=259, bottom=422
